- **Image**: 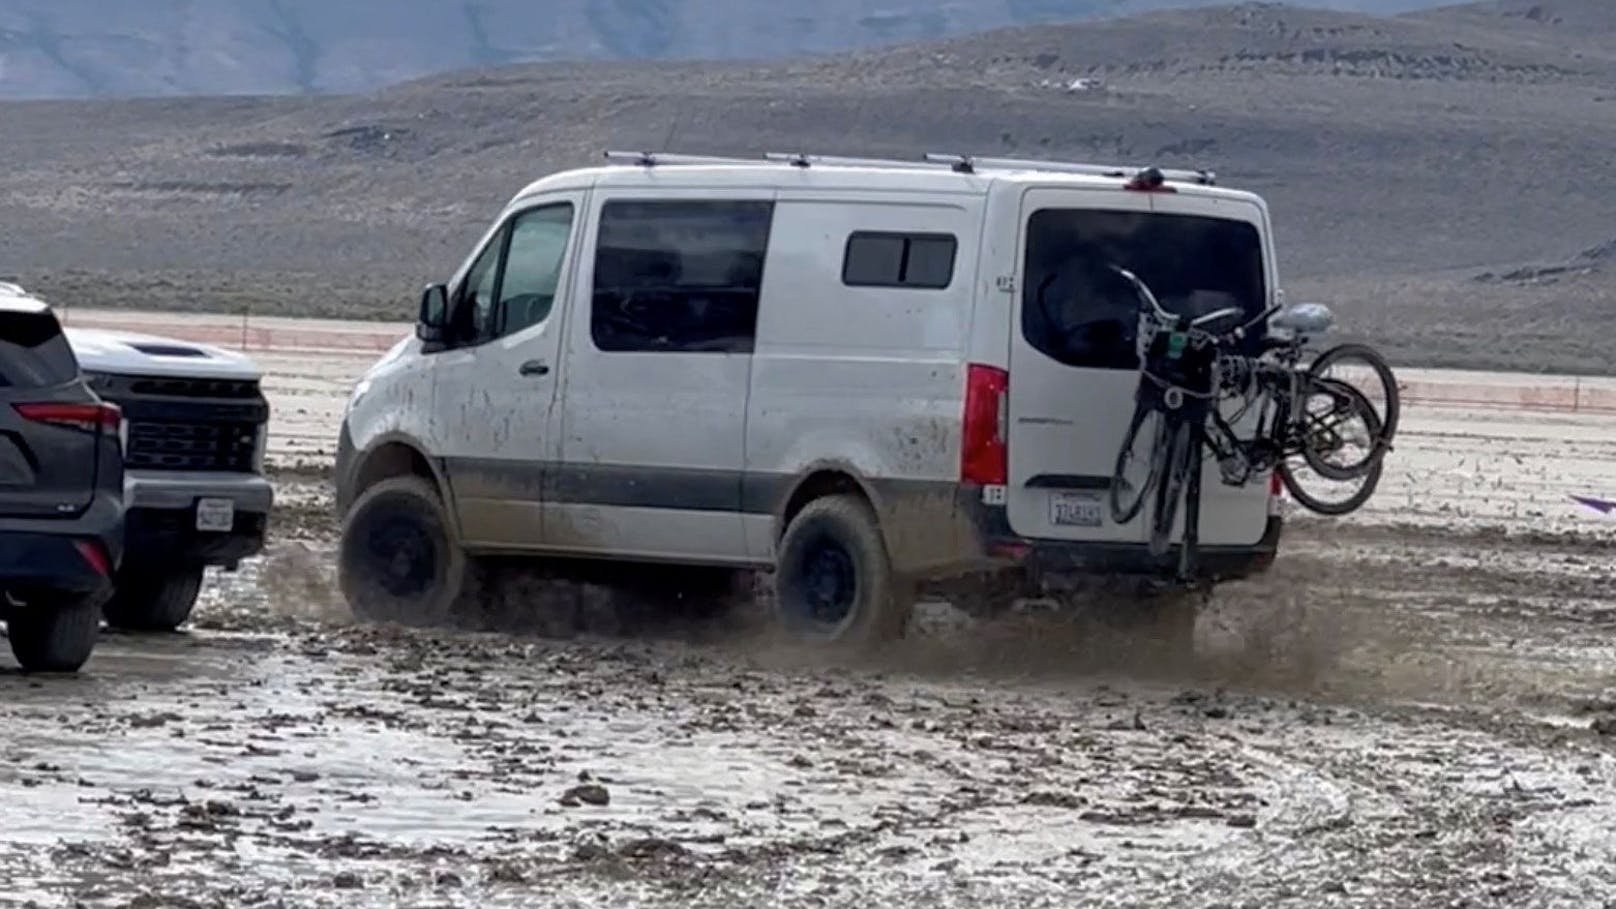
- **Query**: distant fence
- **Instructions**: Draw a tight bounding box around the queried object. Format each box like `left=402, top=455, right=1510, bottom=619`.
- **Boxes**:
left=62, top=309, right=408, bottom=355
left=1397, top=376, right=1616, bottom=415
left=59, top=309, right=1616, bottom=416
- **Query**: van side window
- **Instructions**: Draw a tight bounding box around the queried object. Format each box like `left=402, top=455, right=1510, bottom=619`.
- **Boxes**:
left=842, top=232, right=957, bottom=289
left=455, top=230, right=503, bottom=344
left=496, top=204, right=575, bottom=336
left=591, top=200, right=774, bottom=354
left=1021, top=209, right=1266, bottom=371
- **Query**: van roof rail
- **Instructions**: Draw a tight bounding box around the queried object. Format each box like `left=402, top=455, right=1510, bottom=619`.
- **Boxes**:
left=601, top=149, right=1217, bottom=186
left=923, top=154, right=1216, bottom=186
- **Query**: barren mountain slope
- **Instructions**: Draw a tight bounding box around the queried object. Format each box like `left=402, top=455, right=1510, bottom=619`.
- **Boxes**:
left=0, top=0, right=1457, bottom=99
left=1, top=1, right=1612, bottom=372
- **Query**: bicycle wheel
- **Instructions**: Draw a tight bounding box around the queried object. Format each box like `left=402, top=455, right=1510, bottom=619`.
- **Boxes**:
left=1297, top=377, right=1382, bottom=480
left=1279, top=393, right=1385, bottom=516
left=1149, top=418, right=1195, bottom=557
left=1308, top=343, right=1400, bottom=446
left=1110, top=401, right=1167, bottom=525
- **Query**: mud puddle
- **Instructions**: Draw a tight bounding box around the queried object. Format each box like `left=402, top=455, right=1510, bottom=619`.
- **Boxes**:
left=4, top=513, right=1616, bottom=906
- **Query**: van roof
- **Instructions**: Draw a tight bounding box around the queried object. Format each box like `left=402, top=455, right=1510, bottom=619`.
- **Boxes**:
left=512, top=152, right=1266, bottom=209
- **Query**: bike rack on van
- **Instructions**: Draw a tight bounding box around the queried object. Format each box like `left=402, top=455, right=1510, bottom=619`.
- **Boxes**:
left=601, top=150, right=1217, bottom=188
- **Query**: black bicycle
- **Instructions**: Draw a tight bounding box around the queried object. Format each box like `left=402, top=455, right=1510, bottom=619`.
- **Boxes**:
left=1106, top=267, right=1398, bottom=580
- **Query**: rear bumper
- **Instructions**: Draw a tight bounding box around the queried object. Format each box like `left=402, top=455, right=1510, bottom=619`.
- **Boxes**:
left=125, top=470, right=273, bottom=512
left=0, top=492, right=123, bottom=598
left=123, top=471, right=272, bottom=567
left=1009, top=515, right=1282, bottom=582
left=964, top=490, right=1282, bottom=584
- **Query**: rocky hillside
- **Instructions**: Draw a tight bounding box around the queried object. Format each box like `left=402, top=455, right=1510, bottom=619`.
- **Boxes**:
left=1, top=0, right=1613, bottom=373
left=0, top=0, right=1451, bottom=98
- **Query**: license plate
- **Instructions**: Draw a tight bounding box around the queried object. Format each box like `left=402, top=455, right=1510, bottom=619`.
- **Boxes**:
left=1050, top=492, right=1103, bottom=528
left=196, top=497, right=235, bottom=532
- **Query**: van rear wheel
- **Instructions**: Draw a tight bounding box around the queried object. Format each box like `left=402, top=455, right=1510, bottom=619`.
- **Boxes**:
left=773, top=495, right=911, bottom=648
left=339, top=476, right=481, bottom=628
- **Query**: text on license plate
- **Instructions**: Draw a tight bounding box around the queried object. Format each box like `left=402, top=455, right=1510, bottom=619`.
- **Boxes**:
left=1050, top=492, right=1102, bottom=527
left=196, top=497, right=235, bottom=533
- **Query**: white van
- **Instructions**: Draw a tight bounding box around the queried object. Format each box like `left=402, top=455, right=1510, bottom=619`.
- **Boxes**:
left=334, top=152, right=1283, bottom=645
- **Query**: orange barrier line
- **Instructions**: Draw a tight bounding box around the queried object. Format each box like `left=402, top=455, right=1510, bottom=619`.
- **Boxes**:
left=67, top=314, right=1616, bottom=415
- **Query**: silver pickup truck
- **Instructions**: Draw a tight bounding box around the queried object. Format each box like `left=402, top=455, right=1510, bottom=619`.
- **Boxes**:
left=65, top=326, right=272, bottom=631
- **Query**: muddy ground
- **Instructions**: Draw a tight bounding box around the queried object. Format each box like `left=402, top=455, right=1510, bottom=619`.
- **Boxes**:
left=3, top=365, right=1616, bottom=907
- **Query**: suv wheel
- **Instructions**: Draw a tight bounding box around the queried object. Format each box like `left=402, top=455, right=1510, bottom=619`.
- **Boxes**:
left=7, top=595, right=101, bottom=673
left=773, top=495, right=912, bottom=647
left=102, top=565, right=205, bottom=632
left=339, top=476, right=480, bottom=627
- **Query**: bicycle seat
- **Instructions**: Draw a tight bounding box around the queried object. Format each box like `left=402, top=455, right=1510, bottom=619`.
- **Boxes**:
left=1270, top=302, right=1334, bottom=335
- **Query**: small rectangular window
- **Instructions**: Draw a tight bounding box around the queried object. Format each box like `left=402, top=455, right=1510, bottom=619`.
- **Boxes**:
left=842, top=232, right=958, bottom=290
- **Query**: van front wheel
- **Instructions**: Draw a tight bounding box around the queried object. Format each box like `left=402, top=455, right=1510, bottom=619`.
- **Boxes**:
left=339, top=476, right=480, bottom=628
left=773, top=495, right=911, bottom=648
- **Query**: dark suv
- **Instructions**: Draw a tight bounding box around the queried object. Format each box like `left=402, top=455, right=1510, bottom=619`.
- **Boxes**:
left=0, top=287, right=125, bottom=672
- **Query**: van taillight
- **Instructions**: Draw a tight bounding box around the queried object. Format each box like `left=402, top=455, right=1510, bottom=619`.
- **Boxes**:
left=13, top=401, right=122, bottom=435
left=961, top=364, right=1009, bottom=486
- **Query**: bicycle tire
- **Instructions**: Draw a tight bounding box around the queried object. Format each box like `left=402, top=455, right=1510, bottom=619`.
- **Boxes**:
left=1280, top=392, right=1385, bottom=516
left=1149, top=418, right=1195, bottom=557
left=1110, top=402, right=1165, bottom=525
left=1309, top=342, right=1400, bottom=446
left=1298, top=377, right=1382, bottom=481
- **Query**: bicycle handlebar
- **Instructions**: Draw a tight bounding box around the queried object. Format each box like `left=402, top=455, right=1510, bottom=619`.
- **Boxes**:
left=1112, top=265, right=1262, bottom=346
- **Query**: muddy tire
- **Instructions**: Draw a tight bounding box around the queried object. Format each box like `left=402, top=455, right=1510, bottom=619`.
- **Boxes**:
left=339, top=476, right=481, bottom=628
left=1149, top=419, right=1195, bottom=558
left=773, top=494, right=912, bottom=647
left=102, top=565, right=205, bottom=632
left=7, top=596, right=101, bottom=673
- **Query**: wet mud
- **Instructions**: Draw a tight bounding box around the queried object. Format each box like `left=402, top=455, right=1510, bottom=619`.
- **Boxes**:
left=2, top=376, right=1615, bottom=906
left=4, top=504, right=1616, bottom=907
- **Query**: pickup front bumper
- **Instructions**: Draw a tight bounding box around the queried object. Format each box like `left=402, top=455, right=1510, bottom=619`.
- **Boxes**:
left=123, top=471, right=272, bottom=568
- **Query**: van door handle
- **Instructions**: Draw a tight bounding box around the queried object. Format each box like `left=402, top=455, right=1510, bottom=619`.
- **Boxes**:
left=519, top=359, right=550, bottom=377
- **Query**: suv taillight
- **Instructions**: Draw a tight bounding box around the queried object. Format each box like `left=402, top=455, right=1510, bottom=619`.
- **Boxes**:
left=13, top=401, right=123, bottom=435
left=961, top=364, right=1009, bottom=485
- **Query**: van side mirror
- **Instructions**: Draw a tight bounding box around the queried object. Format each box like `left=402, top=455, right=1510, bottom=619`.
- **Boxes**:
left=417, top=284, right=449, bottom=343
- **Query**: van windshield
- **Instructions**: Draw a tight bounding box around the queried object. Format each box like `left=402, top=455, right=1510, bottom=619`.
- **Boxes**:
left=1022, top=208, right=1267, bottom=371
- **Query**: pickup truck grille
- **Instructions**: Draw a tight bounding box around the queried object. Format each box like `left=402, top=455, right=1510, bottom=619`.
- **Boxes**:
left=126, top=376, right=262, bottom=400
left=85, top=372, right=269, bottom=474
left=126, top=419, right=259, bottom=472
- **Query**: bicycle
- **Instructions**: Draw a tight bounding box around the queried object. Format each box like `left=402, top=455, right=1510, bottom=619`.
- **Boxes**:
left=1106, top=267, right=1398, bottom=581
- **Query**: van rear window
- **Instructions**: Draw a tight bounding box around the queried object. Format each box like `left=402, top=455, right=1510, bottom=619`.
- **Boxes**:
left=843, top=232, right=957, bottom=289
left=1022, top=209, right=1266, bottom=371
left=0, top=309, right=79, bottom=389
